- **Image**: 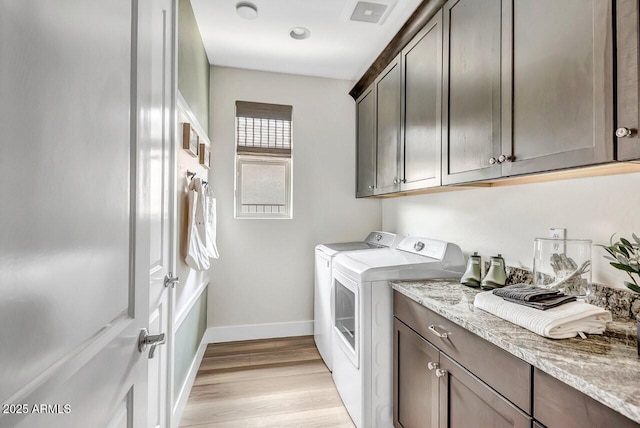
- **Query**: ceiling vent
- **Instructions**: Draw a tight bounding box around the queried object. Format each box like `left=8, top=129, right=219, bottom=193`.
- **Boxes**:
left=350, top=1, right=389, bottom=24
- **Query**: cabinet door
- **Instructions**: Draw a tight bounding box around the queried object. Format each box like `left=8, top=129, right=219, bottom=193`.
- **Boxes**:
left=502, top=0, right=614, bottom=176
left=393, top=319, right=440, bottom=428
left=400, top=11, right=443, bottom=191
left=534, top=368, right=639, bottom=428
left=356, top=85, right=376, bottom=197
left=442, top=0, right=503, bottom=185
left=438, top=354, right=531, bottom=428
left=616, top=0, right=640, bottom=160
left=375, top=55, right=402, bottom=194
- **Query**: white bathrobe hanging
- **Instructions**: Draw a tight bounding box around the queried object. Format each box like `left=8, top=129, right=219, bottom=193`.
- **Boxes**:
left=205, top=192, right=219, bottom=259
left=185, top=178, right=210, bottom=271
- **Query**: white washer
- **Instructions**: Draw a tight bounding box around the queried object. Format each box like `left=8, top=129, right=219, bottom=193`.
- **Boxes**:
left=331, top=236, right=465, bottom=428
left=314, top=232, right=401, bottom=372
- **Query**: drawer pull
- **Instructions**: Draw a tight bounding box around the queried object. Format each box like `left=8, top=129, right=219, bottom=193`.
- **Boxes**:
left=428, top=325, right=450, bottom=339
left=435, top=369, right=447, bottom=378
left=427, top=361, right=439, bottom=371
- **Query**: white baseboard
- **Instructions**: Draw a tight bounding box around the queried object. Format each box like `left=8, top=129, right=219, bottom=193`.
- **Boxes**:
left=172, top=328, right=209, bottom=428
left=207, top=320, right=314, bottom=343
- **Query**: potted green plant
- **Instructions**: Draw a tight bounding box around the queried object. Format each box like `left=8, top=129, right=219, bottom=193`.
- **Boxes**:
left=598, top=233, right=640, bottom=356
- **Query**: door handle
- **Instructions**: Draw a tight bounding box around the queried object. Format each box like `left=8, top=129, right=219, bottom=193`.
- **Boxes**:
left=138, top=328, right=166, bottom=359
left=164, top=273, right=180, bottom=288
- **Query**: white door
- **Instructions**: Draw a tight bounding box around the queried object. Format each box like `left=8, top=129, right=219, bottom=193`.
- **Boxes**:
left=146, top=0, right=176, bottom=427
left=0, top=1, right=154, bottom=427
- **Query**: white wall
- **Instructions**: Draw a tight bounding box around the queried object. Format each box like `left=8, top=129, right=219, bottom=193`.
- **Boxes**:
left=382, top=172, right=640, bottom=288
left=208, top=66, right=382, bottom=329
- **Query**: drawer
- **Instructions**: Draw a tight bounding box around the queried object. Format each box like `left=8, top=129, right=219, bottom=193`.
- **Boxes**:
left=534, top=368, right=639, bottom=428
left=393, top=290, right=532, bottom=414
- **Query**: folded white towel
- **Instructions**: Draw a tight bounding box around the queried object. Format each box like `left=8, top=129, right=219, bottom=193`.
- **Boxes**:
left=474, top=291, right=612, bottom=339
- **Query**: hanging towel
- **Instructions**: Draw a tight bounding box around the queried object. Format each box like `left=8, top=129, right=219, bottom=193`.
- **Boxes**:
left=474, top=291, right=611, bottom=339
left=204, top=188, right=219, bottom=259
left=185, top=178, right=210, bottom=271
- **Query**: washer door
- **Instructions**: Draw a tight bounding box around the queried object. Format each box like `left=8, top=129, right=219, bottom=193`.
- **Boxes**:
left=333, top=270, right=359, bottom=368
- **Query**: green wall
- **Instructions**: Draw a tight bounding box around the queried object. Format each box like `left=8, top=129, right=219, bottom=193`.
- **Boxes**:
left=178, top=0, right=210, bottom=133
left=174, top=287, right=208, bottom=395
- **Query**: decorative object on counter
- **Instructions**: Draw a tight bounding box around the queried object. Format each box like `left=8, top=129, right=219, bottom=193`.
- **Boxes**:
left=461, top=252, right=482, bottom=287
left=481, top=254, right=507, bottom=289
left=182, top=122, right=199, bottom=157
left=492, top=284, right=576, bottom=310
left=474, top=291, right=612, bottom=339
left=597, top=233, right=640, bottom=293
left=533, top=238, right=591, bottom=297
left=199, top=143, right=211, bottom=169
left=597, top=233, right=640, bottom=355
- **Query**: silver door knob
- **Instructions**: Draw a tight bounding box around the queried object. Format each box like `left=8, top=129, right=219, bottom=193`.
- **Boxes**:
left=427, top=361, right=439, bottom=371
left=164, top=273, right=180, bottom=288
left=616, top=127, right=633, bottom=138
left=368, top=185, right=374, bottom=189
left=435, top=368, right=447, bottom=378
left=498, top=154, right=511, bottom=163
left=489, top=157, right=497, bottom=165
left=138, top=328, right=166, bottom=359
left=393, top=179, right=399, bottom=184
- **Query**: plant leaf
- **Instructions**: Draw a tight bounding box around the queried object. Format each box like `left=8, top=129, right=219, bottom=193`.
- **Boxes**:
left=616, top=244, right=630, bottom=258
left=632, top=233, right=640, bottom=246
left=624, top=281, right=640, bottom=294
left=610, top=233, right=617, bottom=245
left=616, top=254, right=630, bottom=264
left=610, top=262, right=637, bottom=273
left=621, top=238, right=633, bottom=248
left=603, top=255, right=617, bottom=262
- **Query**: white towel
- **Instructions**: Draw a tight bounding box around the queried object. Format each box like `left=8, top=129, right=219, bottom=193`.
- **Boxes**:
left=205, top=195, right=219, bottom=259
left=185, top=178, right=210, bottom=271
left=474, top=291, right=612, bottom=339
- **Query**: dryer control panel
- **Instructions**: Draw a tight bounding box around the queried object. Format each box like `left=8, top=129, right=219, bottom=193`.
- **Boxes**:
left=395, top=237, right=448, bottom=260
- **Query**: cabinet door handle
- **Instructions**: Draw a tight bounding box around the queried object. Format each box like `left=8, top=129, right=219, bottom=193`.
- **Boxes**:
left=616, top=127, right=634, bottom=138
left=498, top=154, right=512, bottom=163
left=427, top=361, right=439, bottom=371
left=435, top=368, right=447, bottom=378
left=368, top=185, right=374, bottom=189
left=428, top=325, right=450, bottom=339
left=489, top=157, right=497, bottom=165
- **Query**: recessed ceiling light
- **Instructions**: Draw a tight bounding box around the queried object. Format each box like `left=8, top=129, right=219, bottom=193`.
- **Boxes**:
left=289, top=27, right=311, bottom=40
left=236, top=2, right=258, bottom=20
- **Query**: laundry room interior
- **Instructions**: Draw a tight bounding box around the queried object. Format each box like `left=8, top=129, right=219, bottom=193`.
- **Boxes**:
left=2, top=0, right=640, bottom=427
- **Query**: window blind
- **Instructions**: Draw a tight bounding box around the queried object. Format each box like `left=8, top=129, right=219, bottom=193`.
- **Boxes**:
left=236, top=101, right=292, bottom=157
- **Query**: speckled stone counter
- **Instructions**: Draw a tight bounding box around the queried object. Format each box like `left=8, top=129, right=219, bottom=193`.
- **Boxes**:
left=391, top=279, right=640, bottom=424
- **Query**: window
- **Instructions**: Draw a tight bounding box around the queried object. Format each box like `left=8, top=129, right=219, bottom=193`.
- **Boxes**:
left=235, top=101, right=293, bottom=219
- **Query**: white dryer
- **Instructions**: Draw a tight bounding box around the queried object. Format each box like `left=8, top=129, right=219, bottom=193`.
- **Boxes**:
left=314, top=231, right=400, bottom=372
left=331, top=236, right=465, bottom=428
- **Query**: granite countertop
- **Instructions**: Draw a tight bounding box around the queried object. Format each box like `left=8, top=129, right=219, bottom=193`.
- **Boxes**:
left=391, top=279, right=640, bottom=424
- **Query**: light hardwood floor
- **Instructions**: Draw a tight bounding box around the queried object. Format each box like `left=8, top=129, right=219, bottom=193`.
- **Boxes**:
left=180, top=336, right=355, bottom=428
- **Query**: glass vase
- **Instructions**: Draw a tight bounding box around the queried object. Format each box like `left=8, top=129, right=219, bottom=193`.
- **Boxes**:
left=533, top=238, right=592, bottom=297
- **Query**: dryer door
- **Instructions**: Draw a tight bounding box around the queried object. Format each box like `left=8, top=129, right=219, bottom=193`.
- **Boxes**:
left=333, top=269, right=359, bottom=368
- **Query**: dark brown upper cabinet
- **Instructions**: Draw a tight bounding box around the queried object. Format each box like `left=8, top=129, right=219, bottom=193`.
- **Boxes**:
left=356, top=84, right=376, bottom=198
left=442, top=0, right=504, bottom=185
left=400, top=11, right=443, bottom=191
left=502, top=0, right=615, bottom=176
left=615, top=0, right=640, bottom=161
left=375, top=56, right=402, bottom=195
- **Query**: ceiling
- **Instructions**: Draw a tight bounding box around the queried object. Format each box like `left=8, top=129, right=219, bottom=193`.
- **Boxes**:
left=190, top=0, right=423, bottom=81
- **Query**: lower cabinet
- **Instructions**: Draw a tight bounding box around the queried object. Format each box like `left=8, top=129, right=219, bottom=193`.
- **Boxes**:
left=393, top=291, right=640, bottom=428
left=438, top=353, right=530, bottom=428
left=393, top=318, right=530, bottom=428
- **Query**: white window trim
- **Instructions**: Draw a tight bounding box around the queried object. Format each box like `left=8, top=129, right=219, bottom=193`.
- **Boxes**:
left=234, top=155, right=293, bottom=219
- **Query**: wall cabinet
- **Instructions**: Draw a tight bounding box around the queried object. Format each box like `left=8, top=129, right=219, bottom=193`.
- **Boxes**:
left=400, top=11, right=443, bottom=191
left=354, top=0, right=640, bottom=196
left=355, top=85, right=376, bottom=197
left=616, top=0, right=640, bottom=161
left=441, top=0, right=503, bottom=185
left=375, top=56, right=402, bottom=195
left=393, top=291, right=640, bottom=428
left=503, top=0, right=614, bottom=176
